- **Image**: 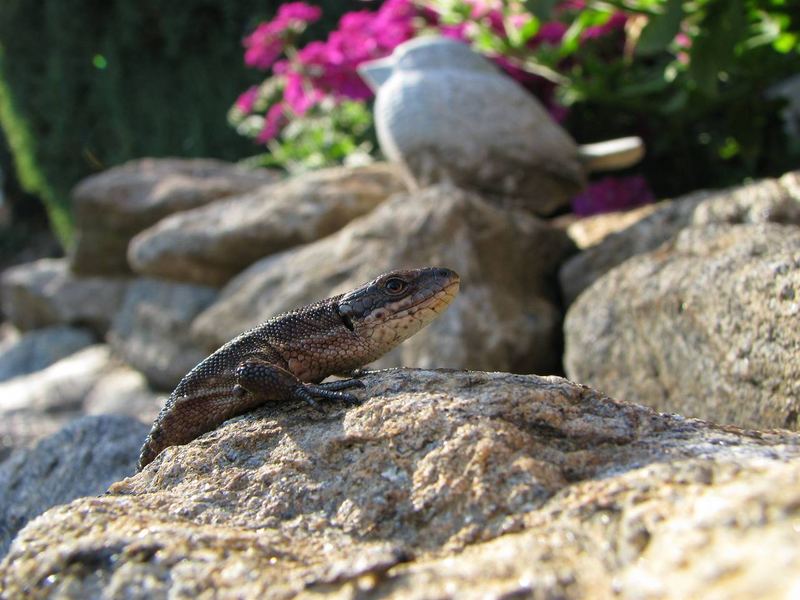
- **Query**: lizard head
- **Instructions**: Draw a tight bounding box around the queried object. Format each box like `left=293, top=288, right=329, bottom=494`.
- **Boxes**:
left=336, top=267, right=460, bottom=347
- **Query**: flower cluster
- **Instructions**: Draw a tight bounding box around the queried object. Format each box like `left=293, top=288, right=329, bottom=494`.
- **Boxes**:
left=571, top=175, right=655, bottom=216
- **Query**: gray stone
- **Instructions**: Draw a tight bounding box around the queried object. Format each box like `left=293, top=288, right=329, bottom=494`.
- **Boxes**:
left=559, top=171, right=800, bottom=305
left=0, top=325, right=95, bottom=382
left=1, top=369, right=799, bottom=598
left=0, top=345, right=115, bottom=460
left=70, top=158, right=280, bottom=275
left=128, top=163, right=406, bottom=286
left=0, top=258, right=128, bottom=334
left=192, top=184, right=575, bottom=374
left=360, top=37, right=584, bottom=215
left=84, top=366, right=165, bottom=425
left=0, top=415, right=148, bottom=558
left=108, top=278, right=217, bottom=390
left=565, top=223, right=800, bottom=430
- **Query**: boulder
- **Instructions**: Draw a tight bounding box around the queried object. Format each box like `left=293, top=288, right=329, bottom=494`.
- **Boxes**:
left=559, top=171, right=800, bottom=305
left=0, top=258, right=128, bottom=334
left=108, top=278, right=217, bottom=390
left=128, top=163, right=407, bottom=286
left=1, top=369, right=798, bottom=598
left=565, top=223, right=800, bottom=430
left=84, top=366, right=165, bottom=425
left=0, top=345, right=115, bottom=459
left=70, top=158, right=280, bottom=275
left=0, top=325, right=95, bottom=382
left=0, top=415, right=148, bottom=558
left=192, top=184, right=576, bottom=374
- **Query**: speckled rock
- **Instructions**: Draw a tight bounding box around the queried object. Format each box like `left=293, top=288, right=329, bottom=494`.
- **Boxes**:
left=559, top=171, right=800, bottom=305
left=0, top=369, right=798, bottom=598
left=192, top=184, right=575, bottom=374
left=128, top=164, right=407, bottom=286
left=70, top=158, right=280, bottom=275
left=0, top=258, right=128, bottom=334
left=565, top=223, right=800, bottom=430
left=0, top=415, right=148, bottom=558
left=108, top=278, right=217, bottom=390
left=0, top=325, right=95, bottom=382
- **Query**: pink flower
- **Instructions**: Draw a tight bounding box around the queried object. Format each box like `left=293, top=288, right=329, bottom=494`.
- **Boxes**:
left=571, top=175, right=654, bottom=216
left=256, top=103, right=288, bottom=143
left=234, top=86, right=259, bottom=114
left=244, top=23, right=285, bottom=69
left=535, top=22, right=567, bottom=45
left=276, top=2, right=322, bottom=24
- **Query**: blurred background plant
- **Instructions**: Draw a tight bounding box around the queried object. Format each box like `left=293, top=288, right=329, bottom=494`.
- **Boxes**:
left=231, top=0, right=800, bottom=214
left=0, top=0, right=798, bottom=245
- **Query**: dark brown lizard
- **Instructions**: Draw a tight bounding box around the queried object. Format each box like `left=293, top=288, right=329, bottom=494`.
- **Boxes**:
left=137, top=267, right=460, bottom=470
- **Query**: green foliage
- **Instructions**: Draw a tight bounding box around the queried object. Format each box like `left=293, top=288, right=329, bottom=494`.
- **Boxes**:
left=0, top=0, right=365, bottom=246
left=239, top=100, right=377, bottom=173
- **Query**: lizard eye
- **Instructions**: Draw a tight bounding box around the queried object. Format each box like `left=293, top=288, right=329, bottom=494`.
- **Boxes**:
left=384, top=277, right=407, bottom=295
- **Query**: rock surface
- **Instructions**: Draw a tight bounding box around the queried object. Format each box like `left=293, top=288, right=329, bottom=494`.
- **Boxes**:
left=192, top=184, right=575, bottom=374
left=565, top=223, right=800, bottom=430
left=108, top=278, right=217, bottom=390
left=0, top=415, right=148, bottom=558
left=128, top=164, right=407, bottom=286
left=83, top=365, right=164, bottom=424
left=70, top=158, right=279, bottom=275
left=0, top=325, right=95, bottom=382
left=0, top=258, right=128, bottom=334
left=560, top=171, right=800, bottom=305
left=1, top=369, right=798, bottom=598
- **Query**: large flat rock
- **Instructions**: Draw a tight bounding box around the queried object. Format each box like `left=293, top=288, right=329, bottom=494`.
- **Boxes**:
left=108, top=278, right=217, bottom=390
left=0, top=258, right=128, bottom=335
left=559, top=171, right=800, bottom=305
left=128, top=164, right=407, bottom=286
left=1, top=369, right=797, bottom=598
left=192, top=184, right=576, bottom=374
left=70, top=158, right=280, bottom=275
left=0, top=325, right=95, bottom=382
left=565, top=223, right=800, bottom=430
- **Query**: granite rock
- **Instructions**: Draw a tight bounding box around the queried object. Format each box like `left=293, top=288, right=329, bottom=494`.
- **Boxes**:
left=0, top=258, right=128, bottom=334
left=128, top=163, right=407, bottom=286
left=559, top=171, right=800, bottom=305
left=108, top=278, right=217, bottom=390
left=0, top=415, right=148, bottom=558
left=192, top=184, right=575, bottom=374
left=0, top=325, right=95, bottom=382
left=70, top=158, right=279, bottom=275
left=1, top=369, right=798, bottom=598
left=565, top=223, right=800, bottom=430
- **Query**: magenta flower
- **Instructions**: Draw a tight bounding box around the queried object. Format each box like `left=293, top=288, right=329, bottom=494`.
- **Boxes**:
left=571, top=175, right=655, bottom=216
left=276, top=2, right=322, bottom=24
left=581, top=11, right=627, bottom=41
left=243, top=2, right=322, bottom=70
left=234, top=86, right=259, bottom=114
left=256, top=102, right=288, bottom=143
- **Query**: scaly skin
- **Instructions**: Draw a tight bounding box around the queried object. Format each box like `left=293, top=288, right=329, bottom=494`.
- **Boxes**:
left=137, top=267, right=460, bottom=470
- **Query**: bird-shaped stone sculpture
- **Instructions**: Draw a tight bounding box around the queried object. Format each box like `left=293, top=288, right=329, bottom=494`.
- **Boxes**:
left=358, top=36, right=643, bottom=215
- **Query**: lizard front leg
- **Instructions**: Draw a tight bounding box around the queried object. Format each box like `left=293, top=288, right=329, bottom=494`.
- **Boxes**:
left=234, top=359, right=363, bottom=409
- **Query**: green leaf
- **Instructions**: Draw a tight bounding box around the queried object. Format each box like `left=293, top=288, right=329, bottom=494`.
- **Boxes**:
left=635, top=0, right=684, bottom=56
left=688, top=0, right=747, bottom=97
left=523, top=0, right=559, bottom=21
left=773, top=32, right=798, bottom=53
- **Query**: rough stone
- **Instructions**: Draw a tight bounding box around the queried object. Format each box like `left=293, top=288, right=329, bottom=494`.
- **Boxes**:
left=0, top=415, right=148, bottom=558
left=1, top=369, right=798, bottom=598
left=361, top=36, right=584, bottom=215
left=565, top=223, right=800, bottom=430
left=128, top=163, right=407, bottom=286
left=0, top=345, right=115, bottom=459
left=559, top=171, right=800, bottom=305
left=70, top=158, right=280, bottom=275
left=0, top=258, right=128, bottom=334
left=108, top=278, right=217, bottom=390
left=0, top=325, right=95, bottom=382
left=192, top=184, right=575, bottom=374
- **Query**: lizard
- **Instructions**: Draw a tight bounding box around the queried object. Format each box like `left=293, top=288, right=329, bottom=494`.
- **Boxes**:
left=137, top=267, right=460, bottom=470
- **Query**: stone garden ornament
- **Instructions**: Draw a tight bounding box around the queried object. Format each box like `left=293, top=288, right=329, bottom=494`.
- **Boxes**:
left=358, top=36, right=643, bottom=215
